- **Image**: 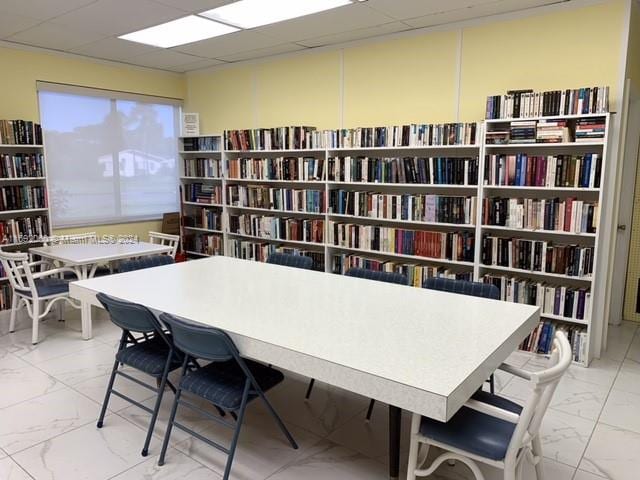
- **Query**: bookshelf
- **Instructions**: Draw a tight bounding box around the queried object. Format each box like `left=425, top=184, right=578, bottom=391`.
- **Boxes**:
left=178, top=114, right=611, bottom=366
left=0, top=120, right=51, bottom=316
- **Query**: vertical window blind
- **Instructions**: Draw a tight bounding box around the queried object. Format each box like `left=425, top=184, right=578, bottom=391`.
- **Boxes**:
left=37, top=83, right=181, bottom=228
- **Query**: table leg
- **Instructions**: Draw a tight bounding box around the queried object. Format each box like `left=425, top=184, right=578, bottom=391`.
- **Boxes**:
left=389, top=405, right=401, bottom=479
left=79, top=265, right=93, bottom=340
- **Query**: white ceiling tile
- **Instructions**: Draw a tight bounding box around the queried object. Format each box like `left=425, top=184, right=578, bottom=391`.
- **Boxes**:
left=252, top=3, right=395, bottom=42
left=173, top=30, right=283, bottom=59
left=0, top=11, right=42, bottom=38
left=7, top=22, right=108, bottom=50
left=298, top=21, right=410, bottom=48
left=402, top=0, right=563, bottom=28
left=49, top=0, right=186, bottom=37
left=70, top=37, right=160, bottom=61
left=0, top=0, right=97, bottom=21
left=217, top=43, right=306, bottom=63
left=365, top=0, right=481, bottom=20
left=150, top=0, right=235, bottom=14
left=129, top=49, right=207, bottom=69
left=169, top=58, right=227, bottom=72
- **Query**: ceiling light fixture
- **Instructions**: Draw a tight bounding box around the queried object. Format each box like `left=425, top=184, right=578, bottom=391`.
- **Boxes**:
left=119, top=15, right=238, bottom=48
left=200, top=0, right=353, bottom=29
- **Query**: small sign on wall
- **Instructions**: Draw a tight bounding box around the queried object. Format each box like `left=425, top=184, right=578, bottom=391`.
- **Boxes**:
left=182, top=112, right=200, bottom=136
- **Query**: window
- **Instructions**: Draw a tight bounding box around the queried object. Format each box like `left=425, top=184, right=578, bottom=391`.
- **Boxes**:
left=37, top=83, right=180, bottom=228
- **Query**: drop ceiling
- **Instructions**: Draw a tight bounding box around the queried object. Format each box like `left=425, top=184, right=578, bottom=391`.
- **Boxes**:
left=0, top=0, right=569, bottom=73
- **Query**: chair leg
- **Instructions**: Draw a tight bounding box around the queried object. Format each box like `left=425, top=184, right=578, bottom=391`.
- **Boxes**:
left=304, top=378, right=315, bottom=400
left=365, top=398, right=375, bottom=421
left=223, top=379, right=251, bottom=480
left=532, top=437, right=545, bottom=480
left=142, top=355, right=173, bottom=457
left=489, top=373, right=495, bottom=394
left=97, top=358, right=120, bottom=428
left=258, top=390, right=298, bottom=449
left=406, top=413, right=421, bottom=480
left=9, top=293, right=18, bottom=333
left=31, top=300, right=40, bottom=345
left=158, top=384, right=183, bottom=467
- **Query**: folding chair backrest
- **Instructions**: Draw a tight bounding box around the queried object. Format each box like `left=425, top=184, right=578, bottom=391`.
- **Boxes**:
left=119, top=255, right=174, bottom=273
left=0, top=249, right=36, bottom=295
left=266, top=252, right=313, bottom=270
left=159, top=313, right=236, bottom=362
left=504, top=332, right=572, bottom=464
left=345, top=267, right=408, bottom=286
left=97, top=292, right=165, bottom=336
left=149, top=231, right=179, bottom=258
left=423, top=277, right=500, bottom=300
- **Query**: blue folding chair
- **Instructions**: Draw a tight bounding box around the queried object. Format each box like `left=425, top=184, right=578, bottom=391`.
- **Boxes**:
left=119, top=255, right=174, bottom=273
left=308, top=267, right=408, bottom=421
left=96, top=293, right=184, bottom=457
left=266, top=252, right=313, bottom=270
left=157, top=313, right=298, bottom=480
left=423, top=277, right=500, bottom=394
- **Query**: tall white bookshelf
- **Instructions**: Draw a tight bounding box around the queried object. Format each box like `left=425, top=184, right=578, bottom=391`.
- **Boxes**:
left=0, top=133, right=52, bottom=316
left=177, top=116, right=611, bottom=366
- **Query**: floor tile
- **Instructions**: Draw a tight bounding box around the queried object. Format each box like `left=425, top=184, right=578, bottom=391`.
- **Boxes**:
left=110, top=448, right=220, bottom=479
left=268, top=440, right=388, bottom=480
left=501, top=375, right=609, bottom=421
left=36, top=343, right=117, bottom=385
left=625, top=330, right=640, bottom=363
left=564, top=357, right=621, bottom=388
left=0, top=457, right=32, bottom=480
left=602, top=323, right=637, bottom=362
left=0, top=364, right=63, bottom=409
left=600, top=388, right=640, bottom=434
left=17, top=332, right=101, bottom=365
left=0, top=349, right=30, bottom=371
left=0, top=387, right=100, bottom=454
left=71, top=368, right=156, bottom=412
left=579, top=423, right=640, bottom=480
left=12, top=414, right=148, bottom=480
left=174, top=404, right=321, bottom=480
left=573, top=470, right=607, bottom=480
left=537, top=408, right=596, bottom=467
left=611, top=359, right=640, bottom=395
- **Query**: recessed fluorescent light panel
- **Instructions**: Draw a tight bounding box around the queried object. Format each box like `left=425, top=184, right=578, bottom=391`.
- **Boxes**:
left=200, top=0, right=352, bottom=29
left=119, top=15, right=238, bottom=48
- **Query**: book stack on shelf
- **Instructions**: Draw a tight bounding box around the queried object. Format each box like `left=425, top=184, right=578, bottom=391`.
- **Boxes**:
left=184, top=183, right=222, bottom=205
left=230, top=241, right=325, bottom=271
left=227, top=185, right=325, bottom=214
left=520, top=320, right=588, bottom=363
left=183, top=157, right=223, bottom=178
left=0, top=119, right=50, bottom=316
left=225, top=127, right=317, bottom=151
left=182, top=136, right=220, bottom=152
left=575, top=118, right=606, bottom=143
left=229, top=215, right=324, bottom=244
left=227, top=157, right=324, bottom=181
left=509, top=121, right=537, bottom=144
left=536, top=120, right=571, bottom=143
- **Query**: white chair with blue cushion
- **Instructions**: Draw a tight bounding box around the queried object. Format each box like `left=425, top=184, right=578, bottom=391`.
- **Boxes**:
left=406, top=331, right=572, bottom=480
left=0, top=250, right=81, bottom=344
left=149, top=231, right=180, bottom=259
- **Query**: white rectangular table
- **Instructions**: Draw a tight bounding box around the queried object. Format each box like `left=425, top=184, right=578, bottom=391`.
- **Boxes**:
left=31, top=242, right=173, bottom=339
left=69, top=256, right=539, bottom=478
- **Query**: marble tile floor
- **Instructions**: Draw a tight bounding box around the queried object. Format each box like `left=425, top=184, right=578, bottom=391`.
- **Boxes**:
left=0, top=310, right=638, bottom=480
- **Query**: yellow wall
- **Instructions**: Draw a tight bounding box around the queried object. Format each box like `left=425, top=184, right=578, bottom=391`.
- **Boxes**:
left=0, top=46, right=186, bottom=240
left=186, top=0, right=627, bottom=131
left=627, top=0, right=640, bottom=89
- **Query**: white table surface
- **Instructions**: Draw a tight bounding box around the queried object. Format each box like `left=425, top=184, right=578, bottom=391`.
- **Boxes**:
left=70, top=256, right=539, bottom=421
left=29, top=242, right=173, bottom=265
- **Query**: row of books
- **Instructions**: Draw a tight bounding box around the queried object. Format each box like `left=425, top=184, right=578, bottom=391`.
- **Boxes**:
left=0, top=120, right=42, bottom=145
left=485, top=87, right=609, bottom=119
left=328, top=191, right=476, bottom=225
left=183, top=183, right=222, bottom=204
left=227, top=157, right=324, bottom=181
left=0, top=185, right=47, bottom=211
left=229, top=215, right=324, bottom=243
left=333, top=253, right=472, bottom=288
left=0, top=153, right=45, bottom=178
left=486, top=118, right=605, bottom=144
left=0, top=216, right=49, bottom=245
left=325, top=123, right=478, bottom=148
left=0, top=284, right=12, bottom=311
left=327, top=156, right=479, bottom=185
left=508, top=120, right=536, bottom=144
left=575, top=118, right=606, bottom=142
left=483, top=154, right=602, bottom=188
left=225, top=127, right=316, bottom=151
left=483, top=275, right=591, bottom=321
left=183, top=208, right=223, bottom=231
left=229, top=240, right=325, bottom=271
left=481, top=235, right=594, bottom=277
left=227, top=185, right=325, bottom=213
left=183, top=158, right=223, bottom=178
left=482, top=197, right=598, bottom=234
left=520, top=321, right=587, bottom=363
left=328, top=222, right=475, bottom=262
left=183, top=136, right=220, bottom=152
left=185, top=234, right=223, bottom=256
